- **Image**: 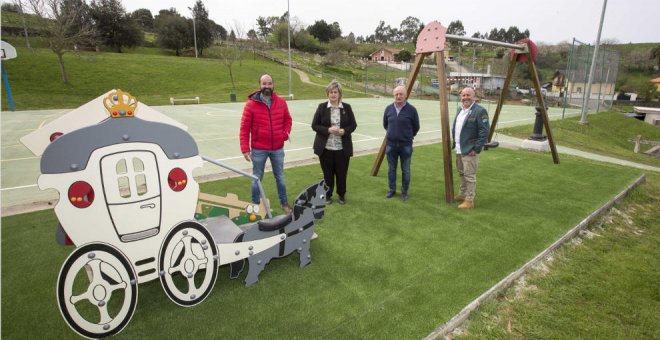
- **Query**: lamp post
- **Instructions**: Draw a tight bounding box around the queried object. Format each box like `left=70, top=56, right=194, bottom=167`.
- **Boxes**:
left=287, top=0, right=292, bottom=99
left=580, top=0, right=608, bottom=125
left=188, top=6, right=198, bottom=58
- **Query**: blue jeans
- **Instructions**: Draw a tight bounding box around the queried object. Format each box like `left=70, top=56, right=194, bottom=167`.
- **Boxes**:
left=251, top=148, right=288, bottom=205
left=386, top=144, right=413, bottom=194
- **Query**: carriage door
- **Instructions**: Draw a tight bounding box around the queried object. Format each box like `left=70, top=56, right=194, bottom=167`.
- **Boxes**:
left=101, top=151, right=162, bottom=241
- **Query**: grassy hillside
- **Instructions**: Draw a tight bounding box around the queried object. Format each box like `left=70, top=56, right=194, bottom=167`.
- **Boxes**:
left=0, top=44, right=372, bottom=110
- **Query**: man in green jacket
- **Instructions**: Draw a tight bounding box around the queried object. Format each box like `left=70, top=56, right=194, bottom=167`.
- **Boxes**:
left=451, top=87, right=490, bottom=209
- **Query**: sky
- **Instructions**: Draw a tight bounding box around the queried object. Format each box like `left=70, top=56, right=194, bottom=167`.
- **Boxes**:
left=124, top=0, right=660, bottom=45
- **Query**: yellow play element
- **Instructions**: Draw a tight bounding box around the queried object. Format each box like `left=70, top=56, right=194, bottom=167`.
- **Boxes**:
left=196, top=192, right=269, bottom=220
left=103, top=89, right=138, bottom=118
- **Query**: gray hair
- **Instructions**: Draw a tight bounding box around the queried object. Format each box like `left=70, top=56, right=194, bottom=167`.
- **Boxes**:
left=326, top=80, right=343, bottom=99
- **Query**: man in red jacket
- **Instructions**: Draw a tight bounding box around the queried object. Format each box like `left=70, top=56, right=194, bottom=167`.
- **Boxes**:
left=240, top=74, right=293, bottom=213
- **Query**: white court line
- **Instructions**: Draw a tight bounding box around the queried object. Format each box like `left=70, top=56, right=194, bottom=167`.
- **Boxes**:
left=1, top=184, right=38, bottom=191
left=1, top=143, right=26, bottom=149
left=204, top=111, right=241, bottom=117
left=1, top=156, right=39, bottom=162
left=418, top=129, right=443, bottom=135
left=38, top=115, right=57, bottom=129
left=353, top=137, right=380, bottom=142
left=195, top=136, right=240, bottom=142
left=352, top=132, right=377, bottom=139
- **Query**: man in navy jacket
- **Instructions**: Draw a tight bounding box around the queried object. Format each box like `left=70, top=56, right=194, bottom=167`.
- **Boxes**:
left=383, top=85, right=420, bottom=201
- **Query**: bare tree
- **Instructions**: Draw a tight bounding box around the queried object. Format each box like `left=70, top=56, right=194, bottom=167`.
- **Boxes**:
left=12, top=0, right=32, bottom=49
left=210, top=41, right=242, bottom=93
left=25, top=0, right=97, bottom=83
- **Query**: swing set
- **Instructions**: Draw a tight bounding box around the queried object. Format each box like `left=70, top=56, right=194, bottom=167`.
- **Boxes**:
left=370, top=21, right=560, bottom=203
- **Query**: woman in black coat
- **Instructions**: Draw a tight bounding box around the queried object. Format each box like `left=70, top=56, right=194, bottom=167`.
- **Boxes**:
left=311, top=81, right=357, bottom=205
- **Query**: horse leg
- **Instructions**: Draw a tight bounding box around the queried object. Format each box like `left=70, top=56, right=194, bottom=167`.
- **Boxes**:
left=298, top=227, right=314, bottom=268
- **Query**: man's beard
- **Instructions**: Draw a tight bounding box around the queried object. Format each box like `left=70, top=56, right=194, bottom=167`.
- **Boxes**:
left=261, top=88, right=273, bottom=96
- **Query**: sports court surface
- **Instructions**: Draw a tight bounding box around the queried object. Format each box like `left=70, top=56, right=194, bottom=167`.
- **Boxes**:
left=0, top=98, right=580, bottom=213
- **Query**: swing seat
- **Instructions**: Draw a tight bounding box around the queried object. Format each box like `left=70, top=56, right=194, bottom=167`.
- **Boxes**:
left=484, top=141, right=499, bottom=150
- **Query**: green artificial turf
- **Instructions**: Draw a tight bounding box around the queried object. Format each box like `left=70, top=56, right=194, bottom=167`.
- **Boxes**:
left=1, top=145, right=642, bottom=338
left=455, top=172, right=659, bottom=339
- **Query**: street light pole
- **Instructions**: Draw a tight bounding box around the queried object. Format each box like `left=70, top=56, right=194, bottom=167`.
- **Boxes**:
left=287, top=0, right=293, bottom=99
left=580, top=0, right=608, bottom=125
left=188, top=6, right=198, bottom=58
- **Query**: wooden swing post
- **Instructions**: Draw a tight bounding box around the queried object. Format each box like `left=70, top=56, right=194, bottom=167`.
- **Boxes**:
left=369, top=22, right=560, bottom=205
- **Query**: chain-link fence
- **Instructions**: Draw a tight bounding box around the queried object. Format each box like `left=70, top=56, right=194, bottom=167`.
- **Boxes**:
left=563, top=38, right=620, bottom=114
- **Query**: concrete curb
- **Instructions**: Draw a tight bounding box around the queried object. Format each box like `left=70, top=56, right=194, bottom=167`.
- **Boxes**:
left=423, top=174, right=647, bottom=339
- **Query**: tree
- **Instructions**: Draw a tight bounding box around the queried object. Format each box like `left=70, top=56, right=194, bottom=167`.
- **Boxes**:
left=256, top=16, right=271, bottom=38
left=24, top=0, right=98, bottom=84
left=345, top=33, right=357, bottom=54
left=330, top=21, right=341, bottom=40
left=395, top=49, right=413, bottom=62
left=191, top=0, right=213, bottom=56
left=256, top=15, right=281, bottom=39
left=321, top=51, right=346, bottom=66
left=466, top=31, right=483, bottom=47
left=327, top=37, right=351, bottom=54
left=131, top=8, right=153, bottom=31
left=447, top=20, right=465, bottom=46
left=650, top=45, right=660, bottom=69
left=308, top=20, right=341, bottom=43
left=293, top=29, right=321, bottom=53
left=154, top=9, right=191, bottom=56
left=210, top=41, right=241, bottom=92
left=398, top=16, right=422, bottom=43
left=210, top=20, right=226, bottom=41
left=373, top=20, right=393, bottom=43
left=412, top=23, right=424, bottom=46
left=485, top=26, right=529, bottom=43
left=627, top=50, right=652, bottom=71
left=270, top=22, right=288, bottom=48
left=247, top=29, right=258, bottom=40
left=90, top=0, right=142, bottom=53
left=2, top=2, right=20, bottom=11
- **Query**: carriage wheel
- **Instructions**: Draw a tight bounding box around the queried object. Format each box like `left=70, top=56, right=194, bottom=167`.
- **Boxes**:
left=159, top=221, right=218, bottom=307
left=57, top=243, right=138, bottom=338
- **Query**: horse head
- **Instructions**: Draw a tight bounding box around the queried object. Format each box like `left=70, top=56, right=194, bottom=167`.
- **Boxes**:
left=293, top=180, right=328, bottom=220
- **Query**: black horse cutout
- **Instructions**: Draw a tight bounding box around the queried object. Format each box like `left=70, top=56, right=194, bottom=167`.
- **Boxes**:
left=230, top=180, right=329, bottom=287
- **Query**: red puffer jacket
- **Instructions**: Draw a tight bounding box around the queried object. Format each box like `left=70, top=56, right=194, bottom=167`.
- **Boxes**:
left=240, top=91, right=292, bottom=153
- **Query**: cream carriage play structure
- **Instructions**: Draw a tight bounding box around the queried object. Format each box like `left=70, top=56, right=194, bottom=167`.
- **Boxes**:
left=20, top=90, right=328, bottom=338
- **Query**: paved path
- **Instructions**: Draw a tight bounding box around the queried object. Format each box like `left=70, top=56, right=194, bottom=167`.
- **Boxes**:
left=494, top=134, right=660, bottom=172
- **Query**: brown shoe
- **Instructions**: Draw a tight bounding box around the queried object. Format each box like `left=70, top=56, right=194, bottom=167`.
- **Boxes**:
left=458, top=200, right=474, bottom=209
left=453, top=194, right=466, bottom=202
left=281, top=203, right=292, bottom=214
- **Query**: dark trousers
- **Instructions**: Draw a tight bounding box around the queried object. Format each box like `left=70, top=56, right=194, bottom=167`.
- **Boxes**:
left=386, top=143, right=413, bottom=194
left=319, top=149, right=350, bottom=198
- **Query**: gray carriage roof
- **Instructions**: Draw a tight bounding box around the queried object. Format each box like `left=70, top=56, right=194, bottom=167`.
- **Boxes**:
left=41, top=117, right=199, bottom=174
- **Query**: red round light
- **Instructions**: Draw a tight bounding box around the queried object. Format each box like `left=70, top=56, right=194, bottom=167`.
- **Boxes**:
left=168, top=168, right=188, bottom=192
left=68, top=181, right=94, bottom=208
left=49, top=132, right=64, bottom=142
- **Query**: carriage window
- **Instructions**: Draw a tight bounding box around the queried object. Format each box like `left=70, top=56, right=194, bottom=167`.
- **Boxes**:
left=132, top=158, right=144, bottom=172
left=117, top=176, right=131, bottom=198
left=136, top=174, right=147, bottom=196
left=133, top=157, right=148, bottom=195
left=116, top=159, right=127, bottom=175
